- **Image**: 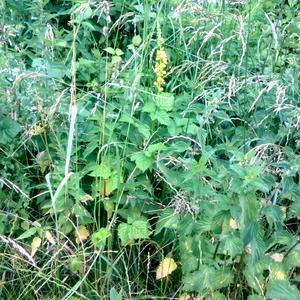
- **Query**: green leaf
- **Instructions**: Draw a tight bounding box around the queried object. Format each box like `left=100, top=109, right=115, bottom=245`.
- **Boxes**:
left=115, top=48, right=124, bottom=56
left=247, top=295, right=264, bottom=300
left=155, top=93, right=174, bottom=111
left=89, top=163, right=111, bottom=179
left=131, top=152, right=153, bottom=172
left=91, top=228, right=111, bottom=248
left=132, top=35, right=142, bottom=46
left=110, top=287, right=122, bottom=300
left=155, top=209, right=179, bottom=235
left=16, top=228, right=37, bottom=240
left=70, top=258, right=82, bottom=273
left=0, top=117, right=21, bottom=144
left=117, top=220, right=150, bottom=246
left=266, top=280, right=300, bottom=300
left=183, top=265, right=233, bottom=293
left=73, top=203, right=93, bottom=224
left=222, top=233, right=244, bottom=258
left=104, top=47, right=115, bottom=55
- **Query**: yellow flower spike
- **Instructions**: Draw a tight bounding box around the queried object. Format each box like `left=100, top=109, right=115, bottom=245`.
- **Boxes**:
left=153, top=22, right=168, bottom=93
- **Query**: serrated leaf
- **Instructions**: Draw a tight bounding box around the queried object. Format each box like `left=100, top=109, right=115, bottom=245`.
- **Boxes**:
left=266, top=280, right=300, bottom=300
left=156, top=257, right=177, bottom=279
left=117, top=220, right=150, bottom=246
left=155, top=93, right=174, bottom=112
left=70, top=258, right=82, bottom=273
left=31, top=237, right=42, bottom=257
left=91, top=228, right=111, bottom=248
left=131, top=152, right=153, bottom=172
left=0, top=117, right=21, bottom=144
left=89, top=163, right=111, bottom=178
left=183, top=265, right=233, bottom=293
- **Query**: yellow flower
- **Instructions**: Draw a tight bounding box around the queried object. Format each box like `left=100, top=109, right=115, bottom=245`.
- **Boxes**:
left=154, top=23, right=168, bottom=93
left=154, top=47, right=168, bottom=92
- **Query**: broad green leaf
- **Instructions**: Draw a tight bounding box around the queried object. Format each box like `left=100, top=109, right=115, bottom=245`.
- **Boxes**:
left=117, top=220, right=150, bottom=246
left=131, top=152, right=153, bottom=172
left=183, top=265, right=233, bottom=293
left=266, top=280, right=300, bottom=300
left=222, top=233, right=244, bottom=258
left=91, top=228, right=111, bottom=248
left=16, top=227, right=37, bottom=240
left=70, top=258, right=82, bottom=273
left=115, top=48, right=124, bottom=56
left=155, top=93, right=175, bottom=111
left=0, top=117, right=21, bottom=144
left=89, top=163, right=111, bottom=179
left=104, top=47, right=115, bottom=55
left=155, top=209, right=179, bottom=235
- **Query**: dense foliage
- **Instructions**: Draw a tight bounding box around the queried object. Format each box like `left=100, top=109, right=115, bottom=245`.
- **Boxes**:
left=0, top=0, right=299, bottom=299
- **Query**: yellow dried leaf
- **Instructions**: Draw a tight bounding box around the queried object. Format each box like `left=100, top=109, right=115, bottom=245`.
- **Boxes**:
left=31, top=237, right=42, bottom=257
left=80, top=194, right=93, bottom=203
left=229, top=218, right=239, bottom=230
left=75, top=225, right=90, bottom=243
left=45, top=230, right=55, bottom=245
left=156, top=257, right=177, bottom=280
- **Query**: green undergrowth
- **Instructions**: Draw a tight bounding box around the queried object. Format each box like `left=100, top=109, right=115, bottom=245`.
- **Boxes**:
left=0, top=0, right=299, bottom=299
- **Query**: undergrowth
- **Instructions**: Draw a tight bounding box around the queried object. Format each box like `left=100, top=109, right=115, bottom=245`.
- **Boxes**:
left=0, top=0, right=299, bottom=299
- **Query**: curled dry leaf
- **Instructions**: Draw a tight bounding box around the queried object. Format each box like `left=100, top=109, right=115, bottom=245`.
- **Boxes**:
left=156, top=257, right=177, bottom=280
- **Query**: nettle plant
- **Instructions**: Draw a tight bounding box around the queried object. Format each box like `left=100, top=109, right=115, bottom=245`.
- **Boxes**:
left=0, top=0, right=300, bottom=299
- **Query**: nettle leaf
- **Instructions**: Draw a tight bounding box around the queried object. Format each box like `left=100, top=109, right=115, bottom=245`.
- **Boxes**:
left=155, top=209, right=179, bottom=235
left=183, top=265, right=233, bottom=293
left=89, top=163, right=111, bottom=178
left=0, top=116, right=21, bottom=144
left=91, top=228, right=111, bottom=248
left=155, top=93, right=175, bottom=111
left=222, top=232, right=244, bottom=258
left=131, top=152, right=153, bottom=172
left=73, top=3, right=93, bottom=21
left=117, top=220, right=150, bottom=246
left=266, top=280, right=300, bottom=300
left=152, top=110, right=171, bottom=125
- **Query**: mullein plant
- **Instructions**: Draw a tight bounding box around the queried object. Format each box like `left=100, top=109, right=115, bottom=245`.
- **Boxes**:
left=154, top=22, right=168, bottom=93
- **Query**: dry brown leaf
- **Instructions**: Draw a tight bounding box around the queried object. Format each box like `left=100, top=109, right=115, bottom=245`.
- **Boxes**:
left=156, top=257, right=177, bottom=280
